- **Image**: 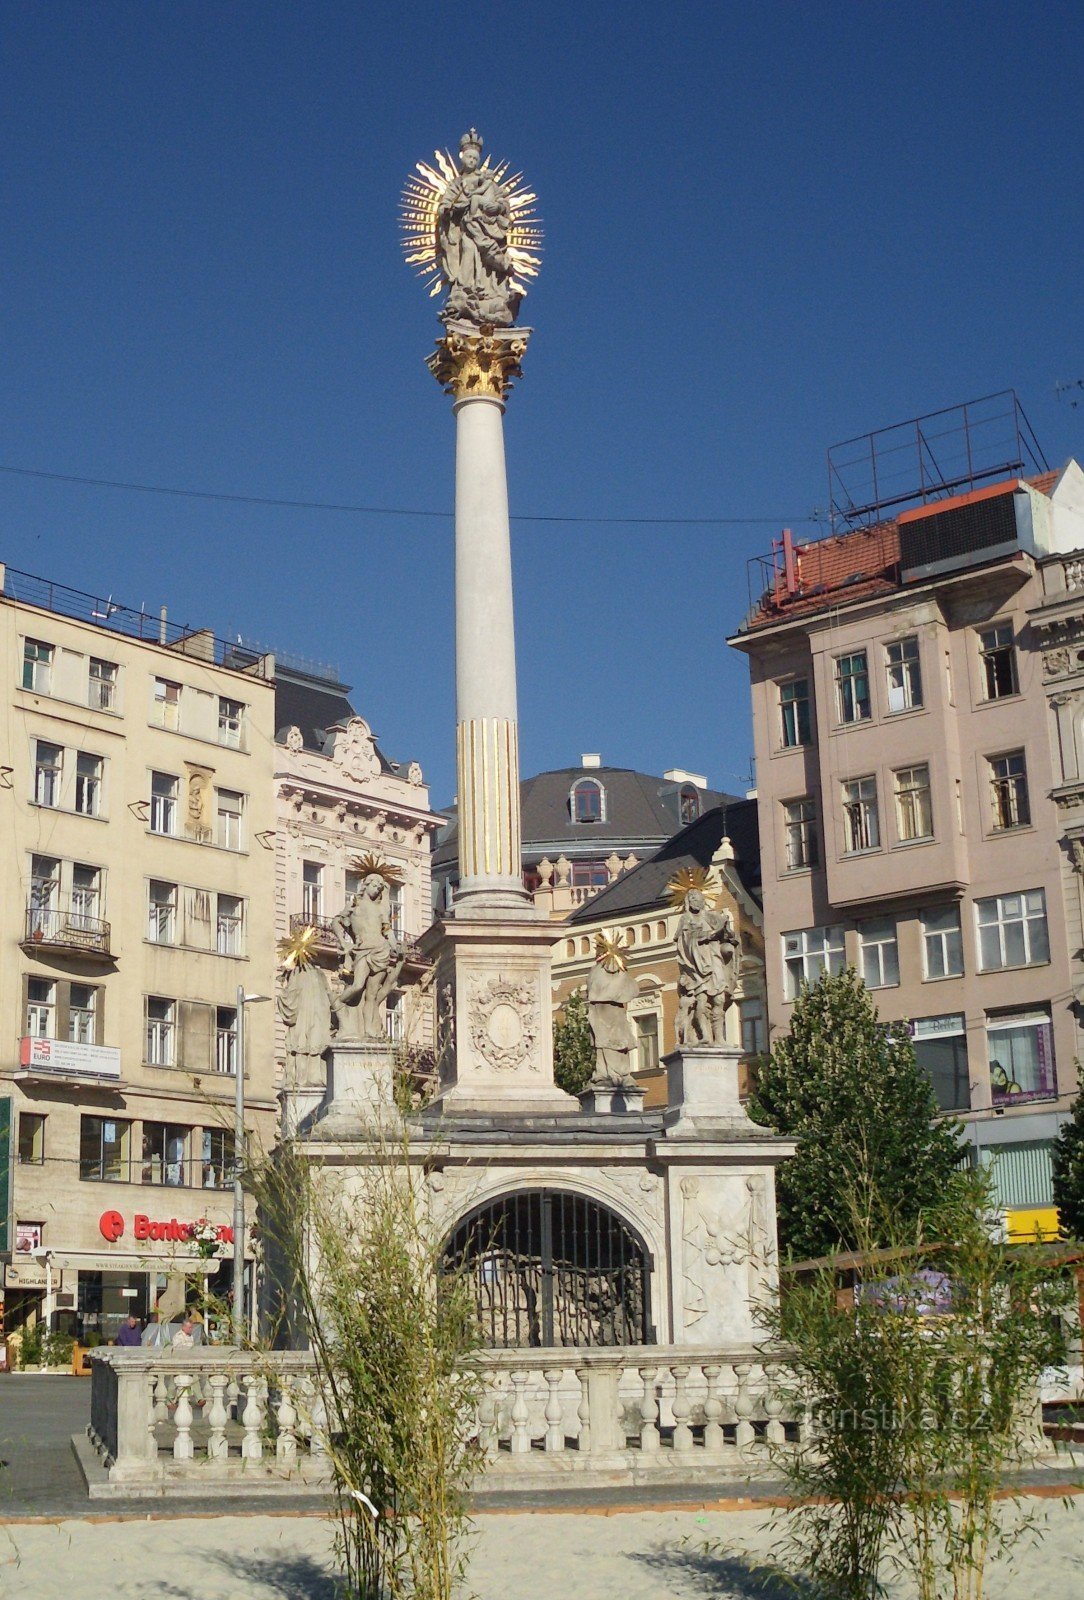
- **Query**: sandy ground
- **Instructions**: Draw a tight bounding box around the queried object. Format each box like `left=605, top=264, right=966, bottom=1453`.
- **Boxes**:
left=0, top=1501, right=1082, bottom=1600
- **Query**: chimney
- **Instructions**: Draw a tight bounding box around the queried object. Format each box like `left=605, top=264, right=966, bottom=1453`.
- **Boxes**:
left=664, top=768, right=707, bottom=789
left=580, top=753, right=601, bottom=769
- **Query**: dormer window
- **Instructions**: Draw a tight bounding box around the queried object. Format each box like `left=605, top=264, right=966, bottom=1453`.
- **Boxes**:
left=572, top=778, right=604, bottom=823
left=679, top=785, right=700, bottom=826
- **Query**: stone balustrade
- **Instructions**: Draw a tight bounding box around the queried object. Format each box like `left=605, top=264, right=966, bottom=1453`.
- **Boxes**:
left=84, top=1344, right=801, bottom=1497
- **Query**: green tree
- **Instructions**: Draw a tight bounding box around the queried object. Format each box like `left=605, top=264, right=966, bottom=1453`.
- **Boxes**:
left=552, top=987, right=595, bottom=1097
left=749, top=966, right=962, bottom=1260
left=1051, top=1070, right=1084, bottom=1239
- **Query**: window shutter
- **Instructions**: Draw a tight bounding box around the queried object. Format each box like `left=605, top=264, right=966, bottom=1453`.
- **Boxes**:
left=179, top=1000, right=213, bottom=1072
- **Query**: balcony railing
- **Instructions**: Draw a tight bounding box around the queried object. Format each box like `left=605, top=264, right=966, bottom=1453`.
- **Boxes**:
left=24, top=904, right=112, bottom=957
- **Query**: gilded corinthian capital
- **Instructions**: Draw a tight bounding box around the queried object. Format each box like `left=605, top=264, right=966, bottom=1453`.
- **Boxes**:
left=426, top=325, right=531, bottom=401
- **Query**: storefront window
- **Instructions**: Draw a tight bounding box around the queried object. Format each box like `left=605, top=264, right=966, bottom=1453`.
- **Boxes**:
left=911, top=1015, right=970, bottom=1111
left=76, top=1270, right=149, bottom=1342
left=987, top=1010, right=1057, bottom=1105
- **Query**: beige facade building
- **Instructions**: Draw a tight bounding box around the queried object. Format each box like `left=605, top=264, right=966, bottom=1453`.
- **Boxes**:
left=271, top=661, right=442, bottom=1060
left=0, top=563, right=278, bottom=1339
left=729, top=458, right=1084, bottom=1220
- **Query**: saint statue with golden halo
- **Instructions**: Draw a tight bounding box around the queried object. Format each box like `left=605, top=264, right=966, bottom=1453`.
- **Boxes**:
left=401, top=129, right=542, bottom=328
left=331, top=857, right=407, bottom=1042
left=586, top=932, right=640, bottom=1087
left=667, top=867, right=742, bottom=1048
left=277, top=925, right=332, bottom=1088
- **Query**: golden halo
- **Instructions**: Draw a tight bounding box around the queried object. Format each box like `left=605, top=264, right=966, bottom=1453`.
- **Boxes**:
left=350, top=853, right=404, bottom=886
left=278, top=925, right=321, bottom=971
left=594, top=931, right=629, bottom=971
left=665, top=866, right=720, bottom=910
left=400, top=145, right=544, bottom=301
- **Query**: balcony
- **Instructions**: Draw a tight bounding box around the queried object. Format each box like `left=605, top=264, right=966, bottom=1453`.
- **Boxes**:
left=23, top=904, right=112, bottom=960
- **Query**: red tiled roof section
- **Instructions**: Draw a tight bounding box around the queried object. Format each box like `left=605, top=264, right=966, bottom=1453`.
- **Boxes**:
left=745, top=521, right=900, bottom=630
left=1028, top=469, right=1059, bottom=496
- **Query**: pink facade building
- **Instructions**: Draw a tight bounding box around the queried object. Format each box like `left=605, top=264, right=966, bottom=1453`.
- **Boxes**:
left=730, top=456, right=1084, bottom=1220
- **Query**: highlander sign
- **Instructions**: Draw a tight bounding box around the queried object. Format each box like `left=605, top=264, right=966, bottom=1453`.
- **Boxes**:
left=20, top=1037, right=122, bottom=1079
left=98, top=1210, right=234, bottom=1245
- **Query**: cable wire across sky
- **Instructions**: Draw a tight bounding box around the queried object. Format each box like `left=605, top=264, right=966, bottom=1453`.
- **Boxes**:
left=0, top=463, right=817, bottom=527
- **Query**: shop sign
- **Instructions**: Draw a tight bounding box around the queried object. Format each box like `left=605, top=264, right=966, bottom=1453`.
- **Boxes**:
left=14, top=1222, right=43, bottom=1253
left=98, top=1210, right=234, bottom=1245
left=5, top=1260, right=46, bottom=1289
left=20, top=1036, right=121, bottom=1079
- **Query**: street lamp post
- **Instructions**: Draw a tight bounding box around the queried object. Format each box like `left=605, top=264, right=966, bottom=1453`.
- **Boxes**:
left=234, top=985, right=270, bottom=1344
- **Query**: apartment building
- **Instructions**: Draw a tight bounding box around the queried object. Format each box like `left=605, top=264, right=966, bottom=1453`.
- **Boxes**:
left=729, top=451, right=1084, bottom=1223
left=0, top=563, right=277, bottom=1339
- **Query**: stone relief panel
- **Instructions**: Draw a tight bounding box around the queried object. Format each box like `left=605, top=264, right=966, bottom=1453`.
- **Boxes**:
left=330, top=718, right=381, bottom=782
left=468, top=974, right=540, bottom=1072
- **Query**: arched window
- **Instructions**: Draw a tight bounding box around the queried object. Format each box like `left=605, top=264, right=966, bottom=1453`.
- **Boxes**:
left=571, top=778, right=604, bottom=823
left=443, top=1189, right=652, bottom=1347
left=679, top=785, right=700, bottom=825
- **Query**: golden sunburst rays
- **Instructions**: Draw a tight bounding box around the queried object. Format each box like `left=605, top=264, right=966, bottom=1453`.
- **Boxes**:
left=399, top=146, right=543, bottom=300
left=665, top=865, right=721, bottom=910
left=350, top=852, right=404, bottom=886
left=278, top=925, right=320, bottom=971
left=594, top=931, right=629, bottom=971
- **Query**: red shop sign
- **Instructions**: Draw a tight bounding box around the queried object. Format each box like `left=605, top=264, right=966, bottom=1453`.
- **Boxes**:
left=98, top=1211, right=234, bottom=1245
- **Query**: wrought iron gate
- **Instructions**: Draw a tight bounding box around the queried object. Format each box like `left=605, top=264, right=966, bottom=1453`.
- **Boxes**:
left=442, top=1189, right=652, bottom=1348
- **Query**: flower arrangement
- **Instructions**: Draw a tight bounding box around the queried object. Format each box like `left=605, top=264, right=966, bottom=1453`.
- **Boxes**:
left=190, top=1218, right=222, bottom=1260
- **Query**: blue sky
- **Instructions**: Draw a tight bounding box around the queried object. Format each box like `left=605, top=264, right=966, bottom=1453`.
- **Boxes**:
left=2, top=2, right=1081, bottom=803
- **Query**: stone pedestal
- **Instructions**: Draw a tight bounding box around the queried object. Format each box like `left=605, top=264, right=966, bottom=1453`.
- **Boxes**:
left=421, top=911, right=577, bottom=1116
left=663, top=1044, right=757, bottom=1137
left=578, top=1082, right=647, bottom=1115
left=315, top=1040, right=398, bottom=1134
left=280, top=1083, right=326, bottom=1140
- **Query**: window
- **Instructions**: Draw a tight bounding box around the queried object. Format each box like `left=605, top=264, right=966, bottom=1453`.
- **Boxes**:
left=215, top=787, right=244, bottom=850
left=28, top=855, right=59, bottom=936
left=141, top=1122, right=188, bottom=1187
left=79, top=1116, right=130, bottom=1182
left=88, top=657, right=117, bottom=711
left=33, top=741, right=62, bottom=807
left=636, top=1013, right=660, bottom=1072
left=858, top=917, right=899, bottom=989
left=150, top=772, right=178, bottom=835
left=740, top=997, right=766, bottom=1057
left=71, top=863, right=102, bottom=927
left=216, top=893, right=243, bottom=955
left=202, top=1128, right=235, bottom=1189
left=345, top=868, right=362, bottom=903
left=894, top=764, right=933, bottom=842
left=22, top=639, right=53, bottom=693
left=147, top=880, right=177, bottom=944
left=571, top=861, right=609, bottom=888
left=921, top=905, right=963, bottom=979
left=26, top=978, right=56, bottom=1038
left=990, top=751, right=1030, bottom=830
left=145, top=996, right=176, bottom=1065
left=842, top=775, right=880, bottom=852
left=835, top=651, right=871, bottom=724
left=780, top=678, right=812, bottom=747
left=979, top=623, right=1018, bottom=699
left=976, top=889, right=1049, bottom=971
left=987, top=1009, right=1056, bottom=1105
left=388, top=882, right=404, bottom=941
left=152, top=677, right=181, bottom=728
left=783, top=926, right=846, bottom=1000
left=572, top=779, right=603, bottom=823
left=679, top=785, right=700, bottom=826
left=783, top=797, right=818, bottom=870
left=18, top=1113, right=45, bottom=1165
left=68, top=983, right=97, bottom=1044
left=302, top=861, right=323, bottom=920
left=215, top=1006, right=238, bottom=1074
left=75, top=752, right=102, bottom=817
left=885, top=637, right=923, bottom=713
left=386, top=992, right=404, bottom=1042
left=218, top=696, right=245, bottom=747
left=911, top=1016, right=970, bottom=1111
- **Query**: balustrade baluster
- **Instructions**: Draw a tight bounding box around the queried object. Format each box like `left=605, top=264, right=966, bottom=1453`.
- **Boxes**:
left=576, top=1367, right=592, bottom=1454
left=509, top=1371, right=531, bottom=1454
left=153, top=1373, right=170, bottom=1426
left=763, top=1368, right=786, bottom=1446
left=206, top=1374, right=230, bottom=1461
left=477, top=1384, right=499, bottom=1463
left=670, top=1364, right=693, bottom=1455
left=543, top=1368, right=565, bottom=1452
left=241, top=1373, right=265, bottom=1462
left=733, top=1361, right=755, bottom=1450
left=702, top=1363, right=724, bottom=1455
left=276, top=1379, right=298, bottom=1462
left=309, top=1383, right=328, bottom=1457
left=637, top=1366, right=659, bottom=1454
left=172, top=1374, right=195, bottom=1462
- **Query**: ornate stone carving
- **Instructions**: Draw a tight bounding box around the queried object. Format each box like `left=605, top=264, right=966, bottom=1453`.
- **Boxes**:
left=1044, top=647, right=1073, bottom=676
left=469, top=974, right=539, bottom=1072
left=671, top=876, right=742, bottom=1048
left=330, top=871, right=406, bottom=1041
left=1066, top=557, right=1084, bottom=592
left=1070, top=837, right=1084, bottom=876
left=536, top=857, right=554, bottom=887
left=284, top=725, right=304, bottom=753
left=330, top=718, right=380, bottom=782
left=427, top=326, right=530, bottom=401
left=680, top=1176, right=742, bottom=1329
